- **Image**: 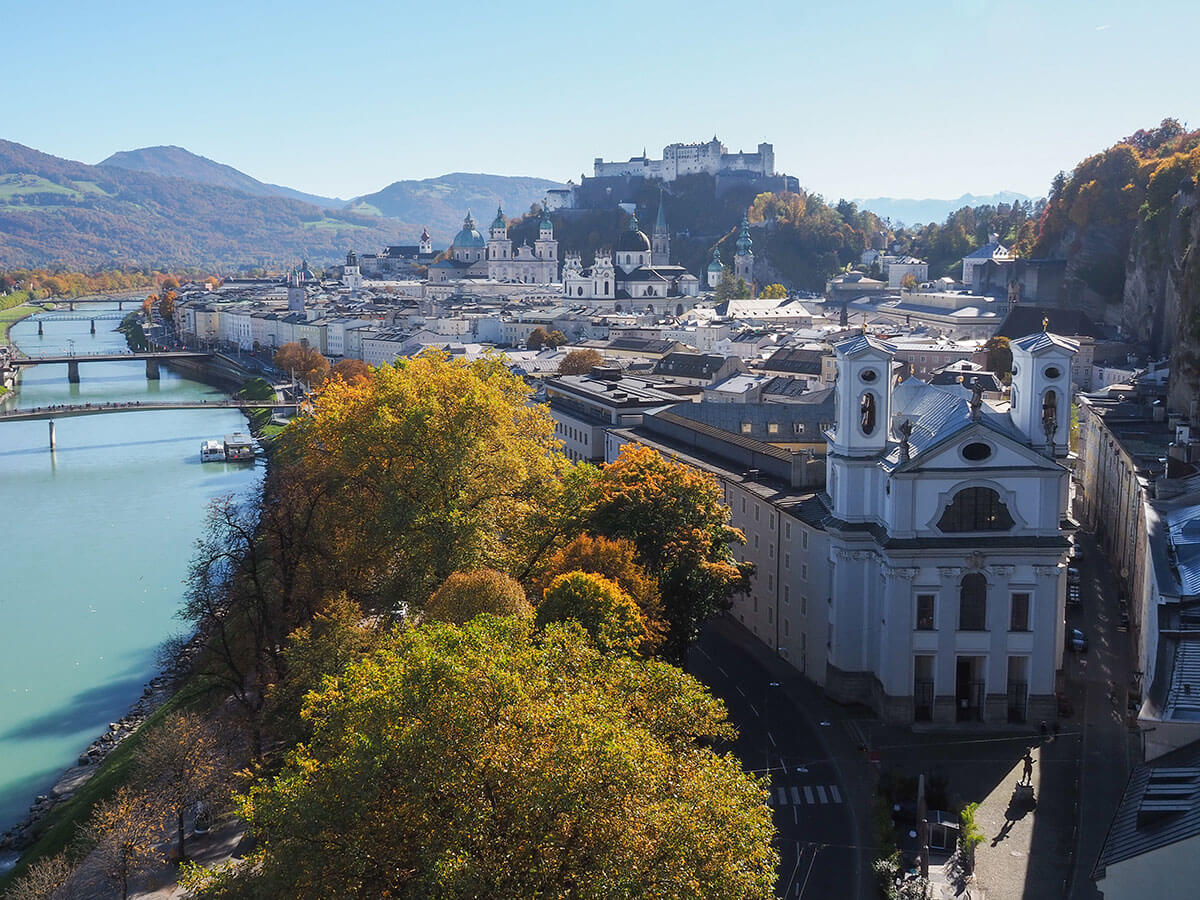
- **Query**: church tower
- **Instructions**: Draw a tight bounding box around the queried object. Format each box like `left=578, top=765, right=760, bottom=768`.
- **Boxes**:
left=534, top=204, right=558, bottom=281
left=734, top=214, right=754, bottom=289
left=488, top=206, right=510, bottom=264
left=706, top=247, right=724, bottom=289
left=826, top=334, right=895, bottom=522
left=343, top=249, right=362, bottom=292
left=287, top=268, right=306, bottom=313
left=1008, top=330, right=1077, bottom=458
left=652, top=191, right=670, bottom=267
left=419, top=227, right=432, bottom=255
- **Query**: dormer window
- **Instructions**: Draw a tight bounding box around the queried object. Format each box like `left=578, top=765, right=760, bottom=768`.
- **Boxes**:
left=937, top=487, right=1015, bottom=532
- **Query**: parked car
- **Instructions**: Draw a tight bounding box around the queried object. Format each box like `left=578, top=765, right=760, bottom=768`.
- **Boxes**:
left=1067, top=627, right=1089, bottom=653
left=1068, top=585, right=1082, bottom=608
left=1068, top=567, right=1081, bottom=583
left=1118, top=611, right=1130, bottom=632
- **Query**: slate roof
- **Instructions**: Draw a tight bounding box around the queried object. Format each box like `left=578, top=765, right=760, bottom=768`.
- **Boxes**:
left=965, top=240, right=1007, bottom=259
left=1168, top=505, right=1200, bottom=597
left=760, top=347, right=826, bottom=376
left=1094, top=739, right=1200, bottom=878
left=653, top=351, right=730, bottom=380
left=1010, top=331, right=1079, bottom=354
left=835, top=333, right=896, bottom=357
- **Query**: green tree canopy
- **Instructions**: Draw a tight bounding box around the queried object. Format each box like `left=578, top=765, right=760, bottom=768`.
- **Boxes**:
left=426, top=568, right=533, bottom=625
left=537, top=571, right=648, bottom=654
left=205, top=618, right=776, bottom=899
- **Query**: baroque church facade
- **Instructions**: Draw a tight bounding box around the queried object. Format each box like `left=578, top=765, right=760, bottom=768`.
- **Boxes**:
left=823, top=331, right=1076, bottom=724
left=428, top=207, right=559, bottom=285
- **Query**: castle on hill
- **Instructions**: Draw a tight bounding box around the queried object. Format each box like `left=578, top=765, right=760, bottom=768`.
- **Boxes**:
left=592, top=137, right=774, bottom=183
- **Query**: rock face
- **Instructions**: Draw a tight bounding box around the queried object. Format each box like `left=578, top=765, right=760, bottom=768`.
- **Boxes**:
left=1123, top=180, right=1200, bottom=414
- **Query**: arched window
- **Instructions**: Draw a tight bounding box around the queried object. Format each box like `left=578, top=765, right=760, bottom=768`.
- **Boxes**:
left=959, top=573, right=987, bottom=631
left=1043, top=390, right=1058, bottom=427
left=676, top=303, right=684, bottom=316
left=937, top=487, right=1015, bottom=532
left=860, top=392, right=877, bottom=435
left=603, top=281, right=609, bottom=294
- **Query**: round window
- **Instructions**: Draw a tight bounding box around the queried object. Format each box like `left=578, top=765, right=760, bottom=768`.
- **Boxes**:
left=1011, top=364, right=1018, bottom=376
left=1044, top=366, right=1061, bottom=380
left=860, top=368, right=878, bottom=383
left=962, top=442, right=993, bottom=462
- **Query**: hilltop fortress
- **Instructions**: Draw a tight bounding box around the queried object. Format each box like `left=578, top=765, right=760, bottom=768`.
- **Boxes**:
left=592, top=137, right=775, bottom=182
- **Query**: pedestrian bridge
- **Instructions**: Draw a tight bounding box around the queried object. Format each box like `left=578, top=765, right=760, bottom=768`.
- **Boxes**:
left=7, top=351, right=212, bottom=383
left=0, top=399, right=298, bottom=424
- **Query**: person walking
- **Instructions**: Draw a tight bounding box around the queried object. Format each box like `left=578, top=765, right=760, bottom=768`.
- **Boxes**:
left=1021, top=749, right=1034, bottom=785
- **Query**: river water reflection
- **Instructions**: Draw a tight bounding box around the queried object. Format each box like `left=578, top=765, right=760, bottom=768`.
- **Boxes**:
left=0, top=306, right=261, bottom=841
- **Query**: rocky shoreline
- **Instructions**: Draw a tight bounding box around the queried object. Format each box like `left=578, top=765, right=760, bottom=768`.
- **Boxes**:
left=0, top=636, right=198, bottom=858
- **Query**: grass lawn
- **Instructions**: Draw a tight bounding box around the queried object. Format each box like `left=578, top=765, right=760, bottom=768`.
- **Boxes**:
left=0, top=303, right=37, bottom=342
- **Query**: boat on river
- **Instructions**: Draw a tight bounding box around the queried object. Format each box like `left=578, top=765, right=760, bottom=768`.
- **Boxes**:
left=200, top=439, right=226, bottom=462
left=223, top=433, right=255, bottom=461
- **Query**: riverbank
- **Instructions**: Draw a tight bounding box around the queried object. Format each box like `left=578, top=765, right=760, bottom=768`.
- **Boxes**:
left=0, top=303, right=42, bottom=343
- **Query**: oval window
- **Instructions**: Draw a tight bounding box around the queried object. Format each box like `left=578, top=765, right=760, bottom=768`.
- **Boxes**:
left=1011, top=364, right=1019, bottom=376
left=860, top=368, right=878, bottom=383
left=1044, top=366, right=1061, bottom=379
left=962, top=442, right=993, bottom=462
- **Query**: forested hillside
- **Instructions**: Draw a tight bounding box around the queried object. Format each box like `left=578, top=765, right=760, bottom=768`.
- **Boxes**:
left=0, top=140, right=402, bottom=270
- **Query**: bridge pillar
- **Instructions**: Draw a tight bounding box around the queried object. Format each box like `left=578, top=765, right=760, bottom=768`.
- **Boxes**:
left=90, top=320, right=96, bottom=335
left=118, top=301, right=123, bottom=310
left=67, top=360, right=80, bottom=383
left=37, top=320, right=43, bottom=336
left=145, top=358, right=160, bottom=380
left=48, top=420, right=56, bottom=450
left=69, top=301, right=75, bottom=311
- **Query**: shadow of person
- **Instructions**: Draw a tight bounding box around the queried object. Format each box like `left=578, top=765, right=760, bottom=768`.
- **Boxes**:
left=992, top=780, right=1036, bottom=846
left=991, top=816, right=1017, bottom=846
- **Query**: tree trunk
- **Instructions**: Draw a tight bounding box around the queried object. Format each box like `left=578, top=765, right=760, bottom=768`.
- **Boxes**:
left=178, top=809, right=186, bottom=861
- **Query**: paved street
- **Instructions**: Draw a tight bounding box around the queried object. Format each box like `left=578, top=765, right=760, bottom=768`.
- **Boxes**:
left=690, top=623, right=864, bottom=899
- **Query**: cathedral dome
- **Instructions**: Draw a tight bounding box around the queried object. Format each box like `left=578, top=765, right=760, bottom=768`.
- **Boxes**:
left=616, top=214, right=651, bottom=253
left=452, top=210, right=485, bottom=249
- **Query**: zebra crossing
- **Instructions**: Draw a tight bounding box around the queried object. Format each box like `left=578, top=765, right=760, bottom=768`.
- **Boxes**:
left=768, top=780, right=842, bottom=806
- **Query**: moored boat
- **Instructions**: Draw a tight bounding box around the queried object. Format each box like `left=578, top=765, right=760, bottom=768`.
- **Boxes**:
left=200, top=439, right=225, bottom=462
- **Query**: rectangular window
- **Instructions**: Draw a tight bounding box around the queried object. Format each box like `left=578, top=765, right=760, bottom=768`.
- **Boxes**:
left=784, top=585, right=791, bottom=604
left=785, top=522, right=792, bottom=540
left=741, top=497, right=746, bottom=513
left=801, top=563, right=808, bottom=581
left=755, top=505, right=760, bottom=522
left=769, top=513, right=775, bottom=530
left=1010, top=593, right=1031, bottom=632
left=784, top=618, right=790, bottom=636
left=741, top=422, right=752, bottom=434
left=802, top=530, right=809, bottom=550
left=785, top=553, right=791, bottom=570
left=801, top=595, right=808, bottom=616
left=768, top=422, right=779, bottom=434
left=916, top=594, right=935, bottom=630
left=793, top=422, right=806, bottom=434
left=768, top=544, right=774, bottom=559
left=768, top=607, right=773, bottom=623
left=767, top=573, right=774, bottom=591
left=753, top=534, right=759, bottom=549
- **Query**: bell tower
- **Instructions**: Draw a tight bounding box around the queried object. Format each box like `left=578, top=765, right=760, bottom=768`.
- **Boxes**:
left=1009, top=330, right=1077, bottom=458
left=652, top=191, right=670, bottom=266
left=826, top=334, right=895, bottom=522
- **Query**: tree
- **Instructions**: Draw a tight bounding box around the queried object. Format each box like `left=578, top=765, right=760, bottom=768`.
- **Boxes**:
left=545, top=329, right=568, bottom=348
left=759, top=283, right=787, bottom=299
left=205, top=618, right=777, bottom=899
left=900, top=272, right=919, bottom=290
left=137, top=711, right=231, bottom=861
left=580, top=444, right=752, bottom=662
left=329, top=357, right=370, bottom=383
left=557, top=348, right=605, bottom=375
left=537, top=571, right=649, bottom=654
left=4, top=852, right=73, bottom=900
left=157, top=290, right=177, bottom=321
left=713, top=271, right=751, bottom=301
left=983, top=335, right=1013, bottom=379
left=274, top=342, right=330, bottom=388
left=526, top=326, right=550, bottom=350
left=276, top=350, right=565, bottom=610
left=83, top=787, right=166, bottom=900
left=425, top=569, right=532, bottom=624
left=141, top=295, right=155, bottom=317
left=534, top=533, right=662, bottom=646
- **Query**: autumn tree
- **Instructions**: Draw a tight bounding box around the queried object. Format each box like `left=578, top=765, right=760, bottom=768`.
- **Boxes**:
left=141, top=295, right=155, bottom=317
left=526, top=326, right=550, bottom=349
left=425, top=569, right=532, bottom=625
left=534, top=533, right=662, bottom=646
left=581, top=444, right=752, bottom=662
left=759, top=283, right=787, bottom=299
left=329, top=357, right=370, bottom=383
left=83, top=787, right=166, bottom=900
left=900, top=272, right=919, bottom=290
left=537, top=571, right=649, bottom=654
left=557, top=348, right=605, bottom=375
left=274, top=342, right=330, bottom=387
left=545, top=329, right=568, bottom=348
left=714, top=271, right=751, bottom=301
left=276, top=350, right=565, bottom=611
left=4, top=852, right=74, bottom=900
left=983, top=335, right=1013, bottom=379
left=157, top=290, right=177, bottom=321
left=197, top=617, right=776, bottom=899
left=137, top=711, right=232, bottom=861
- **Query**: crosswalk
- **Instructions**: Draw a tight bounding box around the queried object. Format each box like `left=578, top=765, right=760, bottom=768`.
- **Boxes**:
left=769, top=780, right=842, bottom=806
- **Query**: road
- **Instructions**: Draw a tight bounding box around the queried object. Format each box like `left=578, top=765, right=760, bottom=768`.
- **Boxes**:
left=690, top=625, right=861, bottom=899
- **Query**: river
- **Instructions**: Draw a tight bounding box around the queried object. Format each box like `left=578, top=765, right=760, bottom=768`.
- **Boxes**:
left=0, top=305, right=262, bottom=850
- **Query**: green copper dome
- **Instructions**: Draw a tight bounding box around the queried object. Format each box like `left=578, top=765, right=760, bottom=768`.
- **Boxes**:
left=453, top=209, right=485, bottom=249
left=491, top=205, right=506, bottom=231
left=707, top=247, right=724, bottom=272
left=736, top=214, right=753, bottom=255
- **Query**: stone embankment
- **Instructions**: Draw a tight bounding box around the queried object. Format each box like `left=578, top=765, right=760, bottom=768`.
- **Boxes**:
left=0, top=639, right=198, bottom=855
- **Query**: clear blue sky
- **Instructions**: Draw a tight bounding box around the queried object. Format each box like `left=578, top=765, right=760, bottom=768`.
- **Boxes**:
left=4, top=0, right=1196, bottom=202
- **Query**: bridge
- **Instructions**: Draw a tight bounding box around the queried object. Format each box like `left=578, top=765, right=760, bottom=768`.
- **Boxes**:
left=36, top=311, right=126, bottom=322
left=0, top=400, right=301, bottom=449
left=7, top=351, right=212, bottom=383
left=45, top=296, right=142, bottom=310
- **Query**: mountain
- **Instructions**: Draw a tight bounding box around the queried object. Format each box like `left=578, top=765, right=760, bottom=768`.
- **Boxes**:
left=0, top=139, right=403, bottom=270
left=854, top=191, right=1035, bottom=226
left=100, top=145, right=344, bottom=209
left=348, top=173, right=566, bottom=243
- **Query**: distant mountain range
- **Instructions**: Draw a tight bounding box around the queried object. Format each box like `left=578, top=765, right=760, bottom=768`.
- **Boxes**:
left=100, top=145, right=345, bottom=209
left=853, top=191, right=1036, bottom=226
left=0, top=140, right=403, bottom=270
left=347, top=173, right=566, bottom=244
left=0, top=141, right=565, bottom=269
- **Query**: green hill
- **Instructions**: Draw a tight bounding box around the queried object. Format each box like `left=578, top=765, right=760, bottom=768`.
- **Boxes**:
left=0, top=139, right=403, bottom=270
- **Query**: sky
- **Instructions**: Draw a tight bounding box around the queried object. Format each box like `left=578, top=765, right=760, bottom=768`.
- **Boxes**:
left=4, top=0, right=1197, bottom=203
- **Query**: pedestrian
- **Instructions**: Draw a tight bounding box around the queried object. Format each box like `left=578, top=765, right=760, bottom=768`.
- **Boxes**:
left=1022, top=749, right=1034, bottom=785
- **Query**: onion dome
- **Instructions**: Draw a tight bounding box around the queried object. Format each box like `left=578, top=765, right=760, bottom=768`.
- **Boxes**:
left=491, top=205, right=506, bottom=231
left=707, top=247, right=724, bottom=273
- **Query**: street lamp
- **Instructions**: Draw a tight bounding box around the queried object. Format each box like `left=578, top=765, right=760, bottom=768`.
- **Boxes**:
left=764, top=681, right=781, bottom=773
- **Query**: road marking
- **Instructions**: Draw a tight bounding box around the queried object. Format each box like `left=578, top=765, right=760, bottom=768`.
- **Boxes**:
left=768, top=731, right=777, bottom=747
left=750, top=704, right=759, bottom=717
left=718, top=666, right=728, bottom=678
left=816, top=785, right=828, bottom=804
left=793, top=805, right=798, bottom=825
left=777, top=787, right=789, bottom=805
left=791, top=786, right=802, bottom=804
left=804, top=786, right=814, bottom=804
left=736, top=686, right=746, bottom=697
left=830, top=784, right=842, bottom=803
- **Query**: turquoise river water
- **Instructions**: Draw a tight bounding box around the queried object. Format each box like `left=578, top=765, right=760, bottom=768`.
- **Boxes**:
left=0, top=305, right=261, bottom=854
